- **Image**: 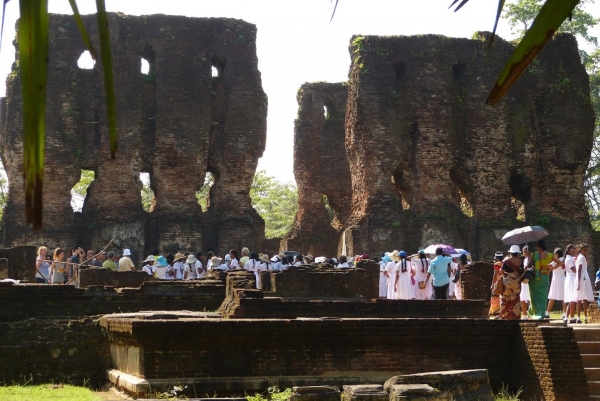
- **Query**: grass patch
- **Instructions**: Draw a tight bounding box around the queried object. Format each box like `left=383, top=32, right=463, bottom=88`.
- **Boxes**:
left=247, top=386, right=293, bottom=401
left=0, top=384, right=101, bottom=401
left=495, top=384, right=522, bottom=401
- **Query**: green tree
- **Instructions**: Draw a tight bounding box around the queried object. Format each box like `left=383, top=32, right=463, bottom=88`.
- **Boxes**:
left=503, top=0, right=600, bottom=229
left=196, top=172, right=215, bottom=212
left=250, top=170, right=298, bottom=239
left=70, top=169, right=95, bottom=212
left=0, top=175, right=7, bottom=222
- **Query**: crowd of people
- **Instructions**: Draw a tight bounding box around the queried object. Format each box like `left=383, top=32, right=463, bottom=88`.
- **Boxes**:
left=490, top=240, right=596, bottom=323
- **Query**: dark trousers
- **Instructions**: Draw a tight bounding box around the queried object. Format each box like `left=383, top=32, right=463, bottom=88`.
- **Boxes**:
left=434, top=283, right=449, bottom=300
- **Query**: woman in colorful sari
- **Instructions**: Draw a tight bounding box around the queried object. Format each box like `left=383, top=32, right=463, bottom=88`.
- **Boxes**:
left=527, top=239, right=563, bottom=319
left=489, top=251, right=504, bottom=315
left=499, top=245, right=524, bottom=320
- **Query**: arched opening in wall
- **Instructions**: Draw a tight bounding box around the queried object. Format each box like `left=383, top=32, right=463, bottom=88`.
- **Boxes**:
left=196, top=172, right=215, bottom=212
left=71, top=169, right=95, bottom=212
left=77, top=51, right=95, bottom=70
left=391, top=170, right=411, bottom=210
left=322, top=195, right=335, bottom=224
left=509, top=172, right=531, bottom=221
left=140, top=172, right=155, bottom=212
left=323, top=105, right=328, bottom=119
left=0, top=160, right=8, bottom=221
left=448, top=167, right=473, bottom=217
left=141, top=58, right=150, bottom=75
left=457, top=189, right=474, bottom=218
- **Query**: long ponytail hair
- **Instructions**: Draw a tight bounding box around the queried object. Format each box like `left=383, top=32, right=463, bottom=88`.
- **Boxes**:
left=419, top=252, right=428, bottom=272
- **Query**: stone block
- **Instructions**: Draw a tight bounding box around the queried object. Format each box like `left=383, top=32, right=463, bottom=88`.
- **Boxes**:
left=77, top=268, right=152, bottom=288
left=289, top=386, right=340, bottom=401
left=389, top=384, right=443, bottom=401
left=384, top=370, right=494, bottom=401
left=342, top=385, right=387, bottom=401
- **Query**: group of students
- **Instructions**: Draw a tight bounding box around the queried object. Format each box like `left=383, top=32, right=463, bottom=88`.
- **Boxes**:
left=490, top=240, right=595, bottom=322
left=377, top=249, right=468, bottom=300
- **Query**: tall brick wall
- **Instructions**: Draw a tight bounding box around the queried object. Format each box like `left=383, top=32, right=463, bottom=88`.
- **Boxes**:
left=292, top=32, right=594, bottom=262
left=285, top=83, right=352, bottom=257
left=0, top=13, right=267, bottom=261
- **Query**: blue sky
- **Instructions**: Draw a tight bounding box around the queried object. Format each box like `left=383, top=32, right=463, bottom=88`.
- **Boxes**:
left=0, top=0, right=598, bottom=184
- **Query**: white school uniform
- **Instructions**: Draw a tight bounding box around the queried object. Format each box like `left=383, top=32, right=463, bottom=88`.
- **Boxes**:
left=411, top=258, right=432, bottom=300
left=195, top=261, right=205, bottom=279
left=184, top=263, right=196, bottom=280
left=379, top=260, right=387, bottom=298
left=520, top=257, right=530, bottom=302
left=564, top=254, right=578, bottom=303
left=451, top=262, right=463, bottom=300
left=142, top=264, right=155, bottom=276
left=576, top=254, right=595, bottom=302
left=395, top=259, right=414, bottom=300
left=385, top=261, right=397, bottom=300
left=547, top=257, right=565, bottom=301
left=173, top=261, right=185, bottom=280
left=164, top=264, right=175, bottom=280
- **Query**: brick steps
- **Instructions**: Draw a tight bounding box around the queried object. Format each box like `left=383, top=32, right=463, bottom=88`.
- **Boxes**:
left=573, top=327, right=600, bottom=397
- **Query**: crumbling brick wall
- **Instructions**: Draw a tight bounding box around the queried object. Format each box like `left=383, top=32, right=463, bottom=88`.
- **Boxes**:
left=0, top=13, right=267, bottom=261
left=335, top=32, right=594, bottom=260
left=285, top=82, right=352, bottom=257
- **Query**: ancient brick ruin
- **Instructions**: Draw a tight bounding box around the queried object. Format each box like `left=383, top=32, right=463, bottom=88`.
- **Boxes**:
left=0, top=13, right=267, bottom=260
left=288, top=32, right=595, bottom=260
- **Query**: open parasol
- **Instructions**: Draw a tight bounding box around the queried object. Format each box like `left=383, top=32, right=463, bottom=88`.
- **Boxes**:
left=501, top=226, right=548, bottom=245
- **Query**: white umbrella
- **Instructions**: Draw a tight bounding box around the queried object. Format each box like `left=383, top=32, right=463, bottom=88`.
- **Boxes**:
left=501, top=226, right=548, bottom=245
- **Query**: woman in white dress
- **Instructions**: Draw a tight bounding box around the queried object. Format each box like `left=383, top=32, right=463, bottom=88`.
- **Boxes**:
left=576, top=244, right=594, bottom=323
left=409, top=250, right=432, bottom=300
left=545, top=248, right=566, bottom=319
left=563, top=244, right=578, bottom=323
left=384, top=251, right=399, bottom=300
left=245, top=252, right=261, bottom=289
left=520, top=246, right=531, bottom=319
left=394, top=251, right=414, bottom=299
left=379, top=253, right=390, bottom=298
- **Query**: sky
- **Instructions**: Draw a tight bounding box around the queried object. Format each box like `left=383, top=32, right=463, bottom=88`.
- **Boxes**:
left=0, top=0, right=598, bottom=185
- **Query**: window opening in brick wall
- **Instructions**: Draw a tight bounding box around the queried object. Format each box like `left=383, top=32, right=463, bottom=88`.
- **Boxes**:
left=0, top=160, right=8, bottom=221
left=323, top=105, right=328, bottom=119
left=196, top=172, right=215, bottom=212
left=211, top=66, right=219, bottom=78
left=322, top=195, right=335, bottom=224
left=71, top=169, right=95, bottom=212
left=458, top=189, right=474, bottom=218
left=140, top=172, right=155, bottom=212
left=77, top=50, right=95, bottom=70
left=141, top=58, right=150, bottom=75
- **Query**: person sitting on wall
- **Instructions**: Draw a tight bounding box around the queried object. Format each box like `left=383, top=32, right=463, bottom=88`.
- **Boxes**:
left=102, top=251, right=117, bottom=270
left=424, top=247, right=452, bottom=300
left=118, top=249, right=136, bottom=272
left=141, top=255, right=156, bottom=276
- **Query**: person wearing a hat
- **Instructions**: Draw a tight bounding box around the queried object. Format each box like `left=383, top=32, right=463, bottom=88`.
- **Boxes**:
left=172, top=253, right=186, bottom=279
left=141, top=255, right=156, bottom=276
left=154, top=255, right=169, bottom=279
left=384, top=251, right=400, bottom=300
left=118, top=248, right=135, bottom=272
left=258, top=254, right=272, bottom=288
left=184, top=254, right=199, bottom=280
left=408, top=250, right=432, bottom=300
left=489, top=251, right=504, bottom=315
left=394, top=251, right=414, bottom=300
left=303, top=254, right=314, bottom=265
left=424, top=247, right=453, bottom=300
left=498, top=245, right=525, bottom=320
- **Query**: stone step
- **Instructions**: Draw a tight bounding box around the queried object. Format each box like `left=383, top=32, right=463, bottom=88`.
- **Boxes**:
left=586, top=368, right=600, bottom=381
left=578, top=341, right=600, bottom=354
left=589, top=381, right=600, bottom=395
left=573, top=328, right=600, bottom=341
left=581, top=354, right=600, bottom=368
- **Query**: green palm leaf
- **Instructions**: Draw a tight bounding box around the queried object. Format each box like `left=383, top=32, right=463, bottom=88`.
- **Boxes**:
left=19, top=0, right=49, bottom=229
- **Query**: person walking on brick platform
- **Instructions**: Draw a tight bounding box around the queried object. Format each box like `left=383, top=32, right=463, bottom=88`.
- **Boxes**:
left=118, top=249, right=135, bottom=272
left=384, top=251, right=399, bottom=300
left=35, top=246, right=50, bottom=284
left=576, top=244, right=594, bottom=323
left=409, top=250, right=432, bottom=300
left=499, top=245, right=524, bottom=320
left=546, top=248, right=566, bottom=319
left=379, top=253, right=390, bottom=298
left=425, top=248, right=452, bottom=300
left=520, top=246, right=532, bottom=319
left=527, top=239, right=563, bottom=320
left=394, top=251, right=415, bottom=300
left=49, top=248, right=66, bottom=285
left=489, top=251, right=504, bottom=315
left=564, top=244, right=578, bottom=323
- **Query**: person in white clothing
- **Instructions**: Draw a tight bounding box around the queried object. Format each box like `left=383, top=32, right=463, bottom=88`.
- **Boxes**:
left=141, top=255, right=155, bottom=276
left=563, top=244, right=578, bottom=322
left=206, top=251, right=215, bottom=270
left=379, top=254, right=390, bottom=298
left=228, top=249, right=240, bottom=270
left=172, top=253, right=186, bottom=279
left=384, top=251, right=400, bottom=300
left=337, top=255, right=350, bottom=268
left=184, top=254, right=197, bottom=280
left=408, top=250, right=432, bottom=300
left=154, top=255, right=168, bottom=279
left=576, top=244, right=594, bottom=323
left=244, top=252, right=261, bottom=288
left=219, top=255, right=230, bottom=270
left=545, top=248, right=566, bottom=318
left=394, top=251, right=414, bottom=299
left=195, top=255, right=206, bottom=279
left=520, top=246, right=531, bottom=319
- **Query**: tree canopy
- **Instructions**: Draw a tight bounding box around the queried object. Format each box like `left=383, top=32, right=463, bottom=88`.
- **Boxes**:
left=250, top=170, right=298, bottom=239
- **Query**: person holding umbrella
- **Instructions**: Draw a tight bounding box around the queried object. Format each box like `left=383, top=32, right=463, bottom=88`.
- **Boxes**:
left=527, top=239, right=563, bottom=320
